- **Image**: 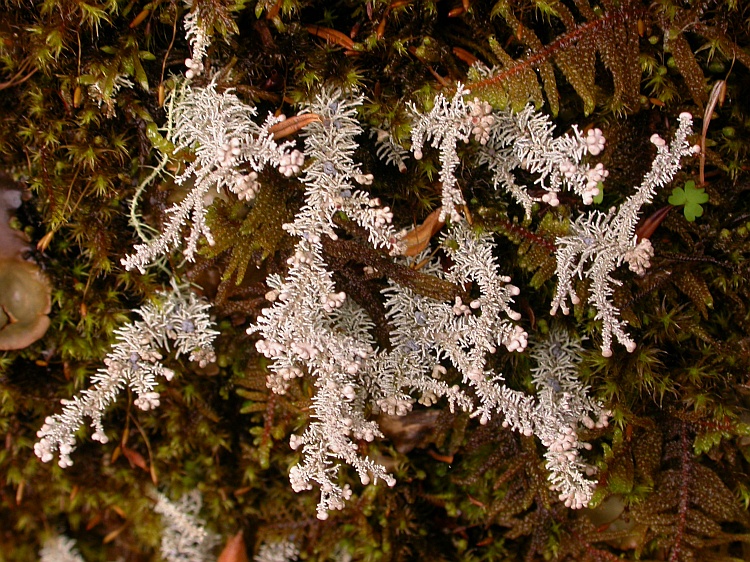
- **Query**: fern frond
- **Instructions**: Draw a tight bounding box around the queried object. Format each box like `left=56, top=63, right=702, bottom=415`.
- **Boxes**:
left=472, top=2, right=641, bottom=115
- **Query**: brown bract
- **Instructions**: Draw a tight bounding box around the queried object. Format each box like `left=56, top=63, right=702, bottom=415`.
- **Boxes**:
left=217, top=531, right=249, bottom=562
left=399, top=207, right=445, bottom=257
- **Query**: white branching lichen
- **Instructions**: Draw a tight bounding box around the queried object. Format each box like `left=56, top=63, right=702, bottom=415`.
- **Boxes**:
left=477, top=105, right=607, bottom=214
left=254, top=539, right=300, bottom=562
left=154, top=490, right=219, bottom=562
left=249, top=88, right=401, bottom=521
left=77, top=6, right=698, bottom=519
left=551, top=113, right=699, bottom=356
left=35, top=284, right=217, bottom=468
left=410, top=86, right=608, bottom=222
left=409, top=85, right=475, bottom=223
left=250, top=83, right=692, bottom=516
left=121, top=81, right=299, bottom=273
left=39, top=535, right=85, bottom=562
left=370, top=127, right=409, bottom=173
left=379, top=222, right=527, bottom=426
left=250, top=88, right=539, bottom=519
left=528, top=327, right=609, bottom=508
left=183, top=1, right=209, bottom=79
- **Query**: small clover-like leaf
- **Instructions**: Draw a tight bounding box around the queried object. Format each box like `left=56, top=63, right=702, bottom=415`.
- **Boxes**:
left=684, top=200, right=704, bottom=221
left=668, top=186, right=687, bottom=206
left=669, top=180, right=708, bottom=222
left=684, top=181, right=709, bottom=204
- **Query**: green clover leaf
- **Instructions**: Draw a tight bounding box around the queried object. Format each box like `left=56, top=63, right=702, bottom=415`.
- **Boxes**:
left=668, top=180, right=709, bottom=221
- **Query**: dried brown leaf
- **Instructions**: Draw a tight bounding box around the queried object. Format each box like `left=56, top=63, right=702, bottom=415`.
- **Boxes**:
left=400, top=207, right=444, bottom=257
left=217, top=531, right=249, bottom=562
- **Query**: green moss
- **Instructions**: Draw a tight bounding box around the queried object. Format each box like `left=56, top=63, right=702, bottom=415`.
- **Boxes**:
left=0, top=0, right=749, bottom=559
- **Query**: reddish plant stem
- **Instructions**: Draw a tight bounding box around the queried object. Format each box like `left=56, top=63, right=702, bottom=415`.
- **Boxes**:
left=261, top=392, right=278, bottom=455
left=468, top=7, right=629, bottom=94
left=495, top=218, right=557, bottom=253
left=669, top=421, right=692, bottom=562
left=569, top=529, right=621, bottom=562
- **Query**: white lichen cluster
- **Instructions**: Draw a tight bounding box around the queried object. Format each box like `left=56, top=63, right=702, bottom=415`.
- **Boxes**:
left=409, top=86, right=476, bottom=223
left=121, top=80, right=300, bottom=273
left=411, top=88, right=696, bottom=357
left=121, top=3, right=309, bottom=273
left=39, top=492, right=218, bottom=562
left=378, top=223, right=528, bottom=427
left=250, top=88, right=611, bottom=519
left=254, top=539, right=300, bottom=562
left=154, top=490, right=219, bottom=562
left=527, top=327, right=609, bottom=508
left=477, top=105, right=607, bottom=212
left=370, top=127, right=409, bottom=173
left=35, top=284, right=217, bottom=468
left=39, top=6, right=700, bottom=523
left=183, top=1, right=210, bottom=79
left=551, top=114, right=699, bottom=356
left=409, top=85, right=608, bottom=222
left=39, top=535, right=85, bottom=562
left=239, top=85, right=696, bottom=517
left=248, top=88, right=402, bottom=520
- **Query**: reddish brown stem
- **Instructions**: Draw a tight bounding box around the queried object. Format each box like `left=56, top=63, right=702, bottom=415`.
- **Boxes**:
left=260, top=392, right=277, bottom=456
left=569, top=529, right=622, bottom=562
left=668, top=421, right=691, bottom=562
left=495, top=218, right=557, bottom=253
left=468, top=6, right=631, bottom=95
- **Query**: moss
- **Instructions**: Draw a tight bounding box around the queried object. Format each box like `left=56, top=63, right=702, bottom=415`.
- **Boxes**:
left=0, top=0, right=749, bottom=560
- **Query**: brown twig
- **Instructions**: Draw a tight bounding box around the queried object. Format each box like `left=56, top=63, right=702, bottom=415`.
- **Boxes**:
left=0, top=58, right=38, bottom=91
left=158, top=8, right=180, bottom=106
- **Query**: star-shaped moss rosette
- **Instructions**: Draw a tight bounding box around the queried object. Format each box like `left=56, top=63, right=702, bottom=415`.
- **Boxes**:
left=668, top=180, right=709, bottom=221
